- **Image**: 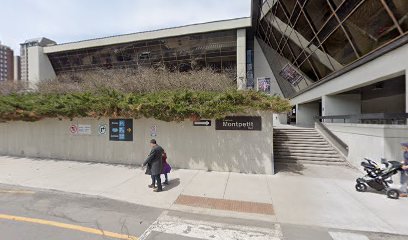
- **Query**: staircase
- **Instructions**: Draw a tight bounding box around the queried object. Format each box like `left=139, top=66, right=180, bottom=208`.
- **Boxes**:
left=273, top=127, right=346, bottom=165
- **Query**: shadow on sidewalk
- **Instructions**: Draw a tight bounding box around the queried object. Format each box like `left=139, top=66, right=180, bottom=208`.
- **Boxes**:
left=274, top=163, right=305, bottom=175
left=163, top=178, right=180, bottom=191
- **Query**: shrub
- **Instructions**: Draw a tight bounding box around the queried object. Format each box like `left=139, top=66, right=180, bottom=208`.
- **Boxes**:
left=0, top=90, right=291, bottom=122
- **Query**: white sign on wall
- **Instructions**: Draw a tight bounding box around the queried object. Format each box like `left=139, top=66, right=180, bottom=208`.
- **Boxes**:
left=150, top=125, right=157, bottom=137
left=78, top=124, right=92, bottom=135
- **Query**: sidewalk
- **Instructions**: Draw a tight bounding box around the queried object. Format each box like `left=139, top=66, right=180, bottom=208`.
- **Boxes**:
left=0, top=155, right=407, bottom=236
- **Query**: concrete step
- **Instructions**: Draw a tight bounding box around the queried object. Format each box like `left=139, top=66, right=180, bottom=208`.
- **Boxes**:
left=273, top=134, right=321, bottom=138
left=274, top=130, right=317, bottom=133
left=273, top=145, right=336, bottom=152
left=274, top=160, right=348, bottom=166
left=274, top=130, right=319, bottom=133
left=275, top=152, right=342, bottom=159
left=275, top=141, right=329, bottom=145
left=274, top=148, right=337, bottom=154
left=273, top=137, right=325, bottom=141
left=274, top=155, right=344, bottom=162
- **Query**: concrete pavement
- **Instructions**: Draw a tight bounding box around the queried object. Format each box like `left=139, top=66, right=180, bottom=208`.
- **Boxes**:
left=0, top=155, right=407, bottom=237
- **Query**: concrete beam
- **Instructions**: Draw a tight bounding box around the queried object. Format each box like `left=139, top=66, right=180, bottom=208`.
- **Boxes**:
left=44, top=18, right=252, bottom=54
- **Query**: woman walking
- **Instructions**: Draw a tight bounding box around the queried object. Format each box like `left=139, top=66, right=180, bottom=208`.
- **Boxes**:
left=162, top=151, right=171, bottom=185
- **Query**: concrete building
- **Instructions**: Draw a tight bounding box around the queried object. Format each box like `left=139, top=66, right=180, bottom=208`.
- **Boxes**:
left=13, top=56, right=21, bottom=81
left=20, top=38, right=56, bottom=83
left=22, top=0, right=408, bottom=168
left=0, top=42, right=14, bottom=81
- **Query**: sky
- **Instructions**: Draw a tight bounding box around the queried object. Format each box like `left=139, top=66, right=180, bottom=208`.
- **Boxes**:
left=0, top=0, right=250, bottom=53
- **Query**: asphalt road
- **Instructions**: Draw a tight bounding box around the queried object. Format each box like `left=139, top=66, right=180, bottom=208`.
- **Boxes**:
left=0, top=184, right=407, bottom=240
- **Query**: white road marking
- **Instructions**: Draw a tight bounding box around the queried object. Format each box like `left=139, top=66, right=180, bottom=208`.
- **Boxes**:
left=329, top=232, right=370, bottom=240
left=139, top=213, right=282, bottom=240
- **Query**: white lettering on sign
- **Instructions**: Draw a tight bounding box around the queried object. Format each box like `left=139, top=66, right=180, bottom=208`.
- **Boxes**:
left=222, top=121, right=254, bottom=128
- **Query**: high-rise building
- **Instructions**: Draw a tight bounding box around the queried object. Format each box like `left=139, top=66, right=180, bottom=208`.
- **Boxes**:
left=14, top=56, right=21, bottom=81
left=0, top=42, right=14, bottom=81
left=20, top=38, right=56, bottom=82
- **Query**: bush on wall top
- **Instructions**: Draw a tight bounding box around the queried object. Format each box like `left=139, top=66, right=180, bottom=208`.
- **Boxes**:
left=0, top=90, right=291, bottom=122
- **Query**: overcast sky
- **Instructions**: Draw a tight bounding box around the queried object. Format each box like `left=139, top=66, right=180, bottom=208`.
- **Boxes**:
left=0, top=0, right=250, bottom=53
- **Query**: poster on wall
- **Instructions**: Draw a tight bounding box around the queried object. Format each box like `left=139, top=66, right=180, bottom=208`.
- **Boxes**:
left=256, top=77, right=271, bottom=94
left=109, top=119, right=133, bottom=141
left=215, top=116, right=262, bottom=131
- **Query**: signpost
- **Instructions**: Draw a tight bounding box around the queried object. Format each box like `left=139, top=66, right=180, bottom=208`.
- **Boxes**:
left=193, top=120, right=211, bottom=126
left=109, top=119, right=133, bottom=141
left=215, top=116, right=262, bottom=131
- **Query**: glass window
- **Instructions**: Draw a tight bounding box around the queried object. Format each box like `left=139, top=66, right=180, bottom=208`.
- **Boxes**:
left=322, top=28, right=357, bottom=65
left=317, top=16, right=340, bottom=42
left=386, top=0, right=408, bottom=32
left=347, top=0, right=397, bottom=41
left=335, top=0, right=364, bottom=21
left=298, top=60, right=318, bottom=82
left=280, top=0, right=297, bottom=16
left=305, top=0, right=332, bottom=31
left=294, top=13, right=315, bottom=42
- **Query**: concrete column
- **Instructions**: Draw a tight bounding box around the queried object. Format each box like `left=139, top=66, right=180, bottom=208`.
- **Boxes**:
left=28, top=46, right=56, bottom=87
left=236, top=28, right=247, bottom=90
left=322, top=94, right=361, bottom=123
left=405, top=70, right=408, bottom=114
left=296, top=102, right=320, bottom=127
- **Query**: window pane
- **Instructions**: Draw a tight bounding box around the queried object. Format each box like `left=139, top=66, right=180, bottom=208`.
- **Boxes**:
left=322, top=28, right=357, bottom=65
left=386, top=0, right=408, bottom=32
left=305, top=0, right=332, bottom=30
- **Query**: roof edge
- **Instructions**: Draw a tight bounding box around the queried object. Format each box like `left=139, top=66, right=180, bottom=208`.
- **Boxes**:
left=43, top=17, right=252, bottom=54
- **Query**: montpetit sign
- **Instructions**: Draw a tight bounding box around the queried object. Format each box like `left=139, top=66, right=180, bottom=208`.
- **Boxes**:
left=215, top=116, right=262, bottom=131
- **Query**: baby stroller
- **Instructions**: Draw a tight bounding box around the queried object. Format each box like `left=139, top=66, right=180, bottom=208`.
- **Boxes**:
left=355, top=158, right=403, bottom=199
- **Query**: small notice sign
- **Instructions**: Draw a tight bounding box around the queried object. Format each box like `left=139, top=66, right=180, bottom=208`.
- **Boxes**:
left=215, top=116, right=262, bottom=131
left=69, top=124, right=78, bottom=134
left=98, top=124, right=107, bottom=135
left=78, top=124, right=92, bottom=135
left=109, top=119, right=133, bottom=141
left=193, top=120, right=211, bottom=126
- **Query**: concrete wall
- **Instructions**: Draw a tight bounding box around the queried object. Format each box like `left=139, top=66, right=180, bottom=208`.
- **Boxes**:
left=236, top=29, right=247, bottom=90
left=362, top=94, right=405, bottom=113
left=253, top=38, right=283, bottom=96
left=322, top=94, right=361, bottom=123
left=296, top=102, right=320, bottom=127
left=325, top=123, right=408, bottom=169
left=0, top=113, right=275, bottom=174
left=28, top=46, right=56, bottom=85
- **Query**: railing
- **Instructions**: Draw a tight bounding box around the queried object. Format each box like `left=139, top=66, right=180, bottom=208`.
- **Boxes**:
left=316, top=113, right=408, bottom=125
left=314, top=119, right=349, bottom=157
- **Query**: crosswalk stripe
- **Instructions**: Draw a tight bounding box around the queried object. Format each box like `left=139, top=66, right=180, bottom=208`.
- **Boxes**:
left=139, top=213, right=282, bottom=240
left=329, top=232, right=370, bottom=240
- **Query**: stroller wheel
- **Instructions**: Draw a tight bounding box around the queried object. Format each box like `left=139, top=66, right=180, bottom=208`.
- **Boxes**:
left=386, top=189, right=400, bottom=199
left=355, top=183, right=367, bottom=192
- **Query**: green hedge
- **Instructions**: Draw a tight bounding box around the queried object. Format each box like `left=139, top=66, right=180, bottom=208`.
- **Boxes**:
left=0, top=90, right=291, bottom=122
